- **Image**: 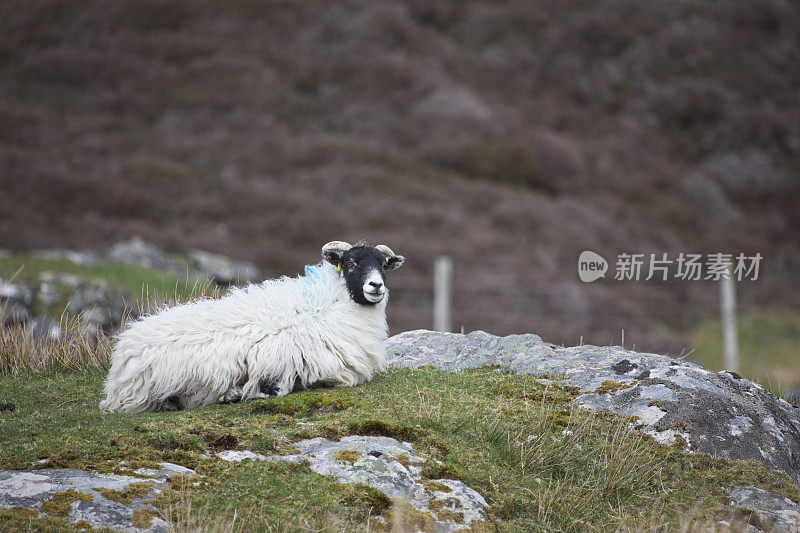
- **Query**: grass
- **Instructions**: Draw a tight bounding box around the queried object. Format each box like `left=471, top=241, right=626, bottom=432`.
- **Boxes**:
left=689, top=307, right=800, bottom=394
left=1, top=352, right=798, bottom=531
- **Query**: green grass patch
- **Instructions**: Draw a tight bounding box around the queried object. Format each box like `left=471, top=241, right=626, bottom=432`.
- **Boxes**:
left=689, top=307, right=800, bottom=393
left=1, top=364, right=799, bottom=531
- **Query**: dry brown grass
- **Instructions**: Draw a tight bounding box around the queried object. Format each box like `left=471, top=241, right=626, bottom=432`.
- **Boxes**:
left=0, top=309, right=111, bottom=376
left=0, top=279, right=220, bottom=376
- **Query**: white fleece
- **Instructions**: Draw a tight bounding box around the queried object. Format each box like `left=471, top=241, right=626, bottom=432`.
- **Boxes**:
left=100, top=263, right=388, bottom=412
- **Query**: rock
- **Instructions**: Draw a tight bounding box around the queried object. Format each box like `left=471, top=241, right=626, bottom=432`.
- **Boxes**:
left=32, top=250, right=102, bottom=267
left=386, top=330, right=800, bottom=485
left=0, top=462, right=195, bottom=531
left=729, top=486, right=800, bottom=532
left=68, top=282, right=138, bottom=327
left=39, top=271, right=84, bottom=287
left=26, top=314, right=61, bottom=342
left=108, top=237, right=185, bottom=273
left=0, top=301, right=32, bottom=327
left=38, top=271, right=85, bottom=309
left=79, top=306, right=114, bottom=329
left=218, top=436, right=490, bottom=531
left=188, top=249, right=260, bottom=285
left=0, top=281, right=35, bottom=307
left=414, top=87, right=492, bottom=121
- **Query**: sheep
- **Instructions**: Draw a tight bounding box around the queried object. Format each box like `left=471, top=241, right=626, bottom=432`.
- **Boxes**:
left=99, top=241, right=405, bottom=412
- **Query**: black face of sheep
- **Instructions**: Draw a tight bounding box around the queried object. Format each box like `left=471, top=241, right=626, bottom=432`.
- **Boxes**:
left=322, top=243, right=405, bottom=305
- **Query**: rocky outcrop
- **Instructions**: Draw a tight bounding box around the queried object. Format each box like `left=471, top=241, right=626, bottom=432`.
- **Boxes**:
left=108, top=238, right=261, bottom=284
left=728, top=486, right=800, bottom=533
left=0, top=462, right=197, bottom=531
left=0, top=239, right=261, bottom=342
left=386, top=330, right=800, bottom=486
left=218, top=435, right=490, bottom=531
left=107, top=238, right=186, bottom=274
left=187, top=248, right=260, bottom=286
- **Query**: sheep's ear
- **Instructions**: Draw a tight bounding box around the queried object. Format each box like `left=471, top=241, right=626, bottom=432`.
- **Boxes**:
left=385, top=255, right=405, bottom=270
left=376, top=245, right=405, bottom=271
left=321, top=241, right=352, bottom=267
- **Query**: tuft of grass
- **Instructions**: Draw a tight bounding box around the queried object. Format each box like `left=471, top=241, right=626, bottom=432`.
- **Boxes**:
left=690, top=307, right=800, bottom=394
left=0, top=307, right=113, bottom=376
left=0, top=255, right=221, bottom=377
left=131, top=508, right=155, bottom=529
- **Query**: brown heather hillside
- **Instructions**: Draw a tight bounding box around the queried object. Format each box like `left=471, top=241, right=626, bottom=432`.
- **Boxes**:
left=1, top=0, right=799, bottom=353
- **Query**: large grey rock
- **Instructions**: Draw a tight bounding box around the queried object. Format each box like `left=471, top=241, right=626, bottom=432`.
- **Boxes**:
left=188, top=249, right=260, bottom=285
left=218, top=436, right=489, bottom=531
left=386, top=330, right=800, bottom=485
left=68, top=281, right=138, bottom=327
left=108, top=238, right=185, bottom=273
left=729, top=486, right=800, bottom=532
left=0, top=462, right=195, bottom=531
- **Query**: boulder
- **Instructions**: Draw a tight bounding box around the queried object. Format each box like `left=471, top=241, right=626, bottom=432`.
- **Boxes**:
left=218, top=435, right=490, bottom=531
left=188, top=249, right=260, bottom=285
left=0, top=462, right=196, bottom=532
left=729, top=486, right=800, bottom=533
left=108, top=237, right=185, bottom=273
left=68, top=281, right=138, bottom=327
left=386, top=330, right=800, bottom=485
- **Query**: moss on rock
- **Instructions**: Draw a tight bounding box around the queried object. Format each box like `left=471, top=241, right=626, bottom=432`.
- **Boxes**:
left=41, top=488, right=93, bottom=517
left=334, top=449, right=361, bottom=465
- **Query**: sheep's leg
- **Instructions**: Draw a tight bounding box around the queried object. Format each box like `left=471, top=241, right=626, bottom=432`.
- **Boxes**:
left=218, top=385, right=244, bottom=404
left=160, top=396, right=184, bottom=411
left=271, top=374, right=297, bottom=398
left=241, top=379, right=270, bottom=401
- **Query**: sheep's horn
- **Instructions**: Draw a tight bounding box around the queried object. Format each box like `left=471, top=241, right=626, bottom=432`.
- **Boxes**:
left=375, top=245, right=395, bottom=258
left=321, top=241, right=353, bottom=253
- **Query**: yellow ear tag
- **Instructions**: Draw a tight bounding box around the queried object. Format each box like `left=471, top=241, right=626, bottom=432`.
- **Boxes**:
left=336, top=262, right=341, bottom=272
left=385, top=257, right=390, bottom=263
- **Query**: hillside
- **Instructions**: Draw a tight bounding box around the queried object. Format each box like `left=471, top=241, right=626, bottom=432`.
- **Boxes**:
left=2, top=345, right=800, bottom=531
left=1, top=0, right=799, bottom=353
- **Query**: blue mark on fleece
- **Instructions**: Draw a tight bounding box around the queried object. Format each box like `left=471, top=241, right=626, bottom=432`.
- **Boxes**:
left=302, top=264, right=324, bottom=288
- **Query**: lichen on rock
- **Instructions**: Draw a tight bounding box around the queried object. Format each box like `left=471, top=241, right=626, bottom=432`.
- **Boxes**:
left=217, top=435, right=490, bottom=531
left=0, top=462, right=195, bottom=531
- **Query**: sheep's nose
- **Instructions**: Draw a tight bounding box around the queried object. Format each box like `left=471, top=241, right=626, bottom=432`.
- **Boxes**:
left=369, top=281, right=383, bottom=289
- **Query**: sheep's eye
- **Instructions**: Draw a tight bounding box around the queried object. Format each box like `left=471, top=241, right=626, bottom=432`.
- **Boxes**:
left=346, top=260, right=357, bottom=270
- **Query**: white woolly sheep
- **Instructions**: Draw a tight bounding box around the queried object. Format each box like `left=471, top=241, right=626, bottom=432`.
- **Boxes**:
left=99, top=241, right=405, bottom=412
